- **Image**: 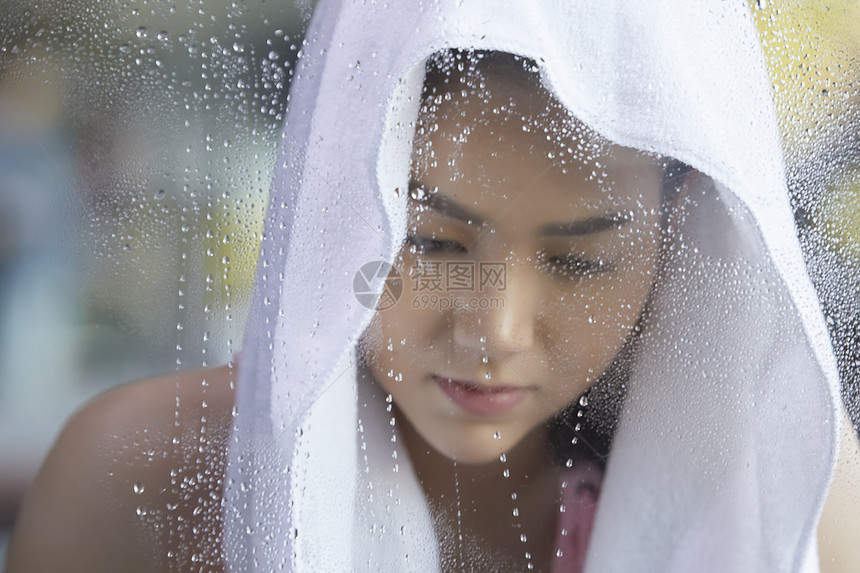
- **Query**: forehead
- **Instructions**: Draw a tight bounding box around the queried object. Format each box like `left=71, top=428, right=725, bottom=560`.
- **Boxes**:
left=411, top=68, right=664, bottom=219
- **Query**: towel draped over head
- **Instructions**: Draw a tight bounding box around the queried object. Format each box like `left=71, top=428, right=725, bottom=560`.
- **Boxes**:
left=223, top=1, right=841, bottom=571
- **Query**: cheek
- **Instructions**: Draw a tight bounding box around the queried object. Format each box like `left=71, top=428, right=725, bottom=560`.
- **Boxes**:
left=539, top=252, right=657, bottom=381
left=360, top=294, right=445, bottom=382
left=375, top=252, right=464, bottom=350
left=540, top=294, right=629, bottom=378
left=375, top=299, right=444, bottom=346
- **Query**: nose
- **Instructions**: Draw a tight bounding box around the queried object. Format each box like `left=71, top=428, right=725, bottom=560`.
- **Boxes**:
left=452, top=260, right=537, bottom=355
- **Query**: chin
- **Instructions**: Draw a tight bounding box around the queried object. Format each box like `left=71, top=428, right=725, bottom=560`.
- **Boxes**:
left=424, top=427, right=521, bottom=466
left=445, top=445, right=505, bottom=465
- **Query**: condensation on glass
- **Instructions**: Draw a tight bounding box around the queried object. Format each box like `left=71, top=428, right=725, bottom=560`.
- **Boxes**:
left=0, top=1, right=858, bottom=572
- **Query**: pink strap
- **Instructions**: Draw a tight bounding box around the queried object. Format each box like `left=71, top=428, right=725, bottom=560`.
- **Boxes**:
left=551, top=461, right=603, bottom=573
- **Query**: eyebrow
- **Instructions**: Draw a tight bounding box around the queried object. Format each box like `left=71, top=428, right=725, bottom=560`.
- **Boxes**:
left=409, top=181, right=631, bottom=237
left=409, top=182, right=487, bottom=226
left=537, top=214, right=631, bottom=236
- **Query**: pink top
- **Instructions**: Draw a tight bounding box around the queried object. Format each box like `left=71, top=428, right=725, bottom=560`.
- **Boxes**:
left=550, top=460, right=604, bottom=573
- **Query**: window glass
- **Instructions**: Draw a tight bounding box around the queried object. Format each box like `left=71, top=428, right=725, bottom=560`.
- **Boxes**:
left=1, top=1, right=859, bottom=570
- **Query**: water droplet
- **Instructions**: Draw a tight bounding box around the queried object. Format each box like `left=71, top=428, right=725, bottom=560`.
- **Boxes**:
left=520, top=533, right=528, bottom=543
left=499, top=453, right=506, bottom=462
left=493, top=431, right=501, bottom=440
left=136, top=26, right=147, bottom=38
left=133, top=482, right=145, bottom=494
left=579, top=395, right=588, bottom=407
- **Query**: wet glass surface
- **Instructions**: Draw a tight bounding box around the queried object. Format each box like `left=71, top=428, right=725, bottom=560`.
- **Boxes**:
left=1, top=1, right=858, bottom=571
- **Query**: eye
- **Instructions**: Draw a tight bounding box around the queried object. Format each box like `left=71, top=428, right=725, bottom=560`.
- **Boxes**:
left=405, top=235, right=468, bottom=255
left=537, top=250, right=615, bottom=280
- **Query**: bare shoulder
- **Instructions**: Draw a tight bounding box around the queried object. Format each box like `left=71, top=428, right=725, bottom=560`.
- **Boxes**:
left=818, top=411, right=860, bottom=573
left=5, top=363, right=237, bottom=573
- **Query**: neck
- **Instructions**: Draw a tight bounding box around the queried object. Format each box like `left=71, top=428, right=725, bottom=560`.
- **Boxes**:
left=401, top=408, right=554, bottom=493
left=398, top=407, right=560, bottom=572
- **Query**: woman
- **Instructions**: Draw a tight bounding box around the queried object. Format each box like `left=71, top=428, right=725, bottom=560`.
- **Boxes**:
left=354, top=49, right=675, bottom=571
left=222, top=0, right=858, bottom=570
left=7, top=0, right=860, bottom=572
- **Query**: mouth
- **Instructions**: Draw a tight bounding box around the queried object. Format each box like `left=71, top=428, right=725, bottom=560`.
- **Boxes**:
left=433, top=375, right=530, bottom=417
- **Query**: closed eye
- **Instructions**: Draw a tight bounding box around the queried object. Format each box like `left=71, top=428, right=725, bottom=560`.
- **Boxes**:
left=406, top=235, right=468, bottom=255
left=538, top=252, right=615, bottom=279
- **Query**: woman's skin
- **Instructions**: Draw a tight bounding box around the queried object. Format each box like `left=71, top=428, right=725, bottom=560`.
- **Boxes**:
left=8, top=69, right=860, bottom=573
left=5, top=364, right=237, bottom=573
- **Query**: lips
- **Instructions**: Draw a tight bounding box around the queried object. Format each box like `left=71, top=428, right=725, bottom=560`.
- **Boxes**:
left=433, top=375, right=529, bottom=417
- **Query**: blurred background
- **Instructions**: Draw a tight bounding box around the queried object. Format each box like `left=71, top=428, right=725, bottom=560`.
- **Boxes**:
left=0, top=0, right=857, bottom=564
left=0, top=0, right=313, bottom=560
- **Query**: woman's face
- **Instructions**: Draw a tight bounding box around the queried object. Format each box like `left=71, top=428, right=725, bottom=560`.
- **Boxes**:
left=362, top=70, right=665, bottom=464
